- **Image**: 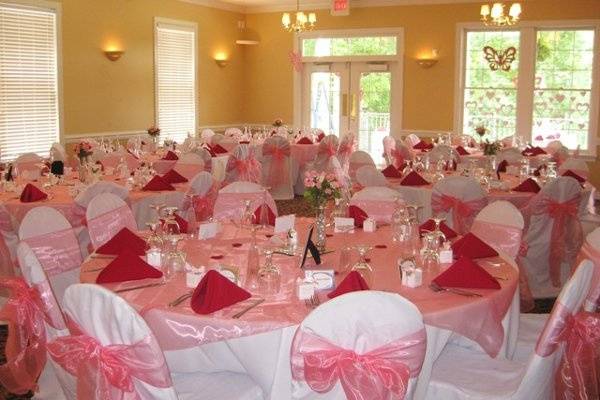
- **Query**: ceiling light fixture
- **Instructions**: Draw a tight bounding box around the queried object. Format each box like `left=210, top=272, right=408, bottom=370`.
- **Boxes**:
left=282, top=0, right=316, bottom=33
left=480, top=2, right=521, bottom=26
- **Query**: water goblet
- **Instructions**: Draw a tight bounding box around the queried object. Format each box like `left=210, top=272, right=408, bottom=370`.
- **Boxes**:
left=351, top=245, right=373, bottom=286
left=257, top=246, right=281, bottom=296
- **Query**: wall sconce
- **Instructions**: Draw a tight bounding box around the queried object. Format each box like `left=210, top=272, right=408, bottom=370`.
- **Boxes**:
left=214, top=53, right=228, bottom=67
left=104, top=50, right=124, bottom=61
left=416, top=49, right=439, bottom=69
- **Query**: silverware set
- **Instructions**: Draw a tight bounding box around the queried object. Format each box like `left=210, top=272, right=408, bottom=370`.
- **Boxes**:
left=168, top=291, right=193, bottom=307
left=304, top=294, right=321, bottom=309
left=429, top=282, right=482, bottom=297
left=232, top=298, right=265, bottom=319
left=115, top=282, right=165, bottom=293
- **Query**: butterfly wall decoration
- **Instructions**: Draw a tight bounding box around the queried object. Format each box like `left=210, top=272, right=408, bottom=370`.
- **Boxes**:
left=483, top=46, right=517, bottom=71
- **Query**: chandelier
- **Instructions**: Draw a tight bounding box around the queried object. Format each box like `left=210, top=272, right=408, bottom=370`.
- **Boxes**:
left=480, top=3, right=522, bottom=26
left=282, top=0, right=316, bottom=33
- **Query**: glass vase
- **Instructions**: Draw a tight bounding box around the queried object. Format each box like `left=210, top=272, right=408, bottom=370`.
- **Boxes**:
left=314, top=204, right=327, bottom=253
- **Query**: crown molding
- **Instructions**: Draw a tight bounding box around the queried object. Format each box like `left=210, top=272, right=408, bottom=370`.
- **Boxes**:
left=177, top=0, right=489, bottom=14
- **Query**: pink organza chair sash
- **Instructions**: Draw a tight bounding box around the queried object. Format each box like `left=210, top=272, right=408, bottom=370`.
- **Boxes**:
left=47, top=317, right=172, bottom=400
left=226, top=155, right=261, bottom=184
left=554, top=311, right=600, bottom=400
left=318, top=142, right=337, bottom=158
left=291, top=328, right=427, bottom=400
left=0, top=278, right=66, bottom=395
left=431, top=193, right=487, bottom=235
left=263, top=142, right=291, bottom=189
left=470, top=221, right=522, bottom=259
left=87, top=205, right=137, bottom=249
left=532, top=194, right=582, bottom=287
left=182, top=186, right=218, bottom=222
left=580, top=242, right=600, bottom=307
left=23, top=228, right=82, bottom=277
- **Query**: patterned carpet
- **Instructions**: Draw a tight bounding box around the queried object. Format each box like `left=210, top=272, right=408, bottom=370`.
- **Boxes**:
left=0, top=196, right=555, bottom=399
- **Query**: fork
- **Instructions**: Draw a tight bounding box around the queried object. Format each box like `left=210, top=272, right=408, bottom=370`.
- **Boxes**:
left=304, top=294, right=321, bottom=309
left=429, top=282, right=482, bottom=297
left=168, top=291, right=193, bottom=307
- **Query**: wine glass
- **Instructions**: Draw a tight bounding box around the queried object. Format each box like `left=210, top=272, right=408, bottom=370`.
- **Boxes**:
left=351, top=245, right=373, bottom=286
left=421, top=232, right=440, bottom=272
left=257, top=246, right=281, bottom=295
left=431, top=216, right=447, bottom=248
left=145, top=222, right=163, bottom=251
left=162, top=242, right=186, bottom=282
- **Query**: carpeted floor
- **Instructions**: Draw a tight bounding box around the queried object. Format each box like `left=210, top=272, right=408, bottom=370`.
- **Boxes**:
left=0, top=195, right=556, bottom=399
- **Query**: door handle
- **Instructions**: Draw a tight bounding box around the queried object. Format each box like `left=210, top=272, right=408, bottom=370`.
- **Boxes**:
left=342, top=94, right=348, bottom=117
left=350, top=94, right=357, bottom=120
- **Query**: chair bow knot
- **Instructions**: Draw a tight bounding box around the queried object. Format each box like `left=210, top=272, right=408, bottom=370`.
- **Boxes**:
left=431, top=193, right=486, bottom=235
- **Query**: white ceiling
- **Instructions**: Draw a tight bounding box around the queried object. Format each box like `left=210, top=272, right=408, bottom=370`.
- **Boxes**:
left=182, top=0, right=485, bottom=13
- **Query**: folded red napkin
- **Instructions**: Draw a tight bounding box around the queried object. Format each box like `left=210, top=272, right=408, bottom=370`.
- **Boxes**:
left=452, top=232, right=499, bottom=259
left=203, top=145, right=217, bottom=157
left=96, top=250, right=163, bottom=284
left=497, top=160, right=508, bottom=174
left=160, top=213, right=189, bottom=234
left=96, top=227, right=147, bottom=255
left=211, top=144, right=228, bottom=154
left=143, top=175, right=175, bottom=191
left=533, top=165, right=545, bottom=177
left=413, top=141, right=434, bottom=151
left=297, top=137, right=313, bottom=145
left=432, top=256, right=500, bottom=290
left=381, top=165, right=402, bottom=178
left=162, top=151, right=179, bottom=161
left=239, top=141, right=250, bottom=144
left=328, top=271, right=369, bottom=299
left=20, top=183, right=48, bottom=203
left=522, top=146, right=547, bottom=156
left=419, top=219, right=457, bottom=239
left=562, top=169, right=585, bottom=184
left=512, top=178, right=541, bottom=193
left=401, top=171, right=429, bottom=186
left=191, top=270, right=252, bottom=314
left=317, top=133, right=326, bottom=142
left=456, top=146, right=470, bottom=156
left=162, top=169, right=188, bottom=184
left=348, top=205, right=368, bottom=228
left=252, top=205, right=276, bottom=226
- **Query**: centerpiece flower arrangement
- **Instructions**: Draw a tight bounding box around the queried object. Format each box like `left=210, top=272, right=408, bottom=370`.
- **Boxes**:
left=475, top=125, right=488, bottom=143
left=147, top=125, right=161, bottom=144
left=304, top=171, right=342, bottom=251
left=273, top=118, right=284, bottom=127
left=74, top=141, right=93, bottom=164
left=483, top=140, right=501, bottom=156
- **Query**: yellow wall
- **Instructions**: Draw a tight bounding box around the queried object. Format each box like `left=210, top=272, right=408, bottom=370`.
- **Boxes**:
left=59, top=0, right=244, bottom=137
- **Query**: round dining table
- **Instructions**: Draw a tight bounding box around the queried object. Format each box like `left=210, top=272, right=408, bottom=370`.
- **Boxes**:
left=80, top=219, right=519, bottom=400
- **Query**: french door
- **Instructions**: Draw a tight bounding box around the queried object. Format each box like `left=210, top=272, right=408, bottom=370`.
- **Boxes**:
left=302, top=61, right=398, bottom=165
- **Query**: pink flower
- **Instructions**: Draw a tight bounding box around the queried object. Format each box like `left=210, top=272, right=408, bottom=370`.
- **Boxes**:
left=326, top=173, right=335, bottom=182
left=304, top=178, right=315, bottom=188
left=325, top=188, right=332, bottom=195
left=331, top=181, right=340, bottom=189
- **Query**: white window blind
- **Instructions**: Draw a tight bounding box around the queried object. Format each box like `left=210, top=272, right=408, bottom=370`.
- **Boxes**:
left=155, top=21, right=196, bottom=144
left=0, top=2, right=59, bottom=161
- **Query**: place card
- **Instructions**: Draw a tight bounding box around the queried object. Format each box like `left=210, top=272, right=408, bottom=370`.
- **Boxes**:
left=399, top=258, right=422, bottom=288
left=198, top=222, right=219, bottom=240
left=363, top=218, right=377, bottom=232
left=304, top=269, right=335, bottom=290
left=274, top=214, right=295, bottom=234
left=296, top=278, right=316, bottom=300
left=334, top=217, right=355, bottom=233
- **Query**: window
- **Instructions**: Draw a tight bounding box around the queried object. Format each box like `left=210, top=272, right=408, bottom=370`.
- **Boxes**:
left=0, top=2, right=60, bottom=161
left=154, top=19, right=196, bottom=144
left=302, top=36, right=397, bottom=57
left=457, top=24, right=599, bottom=153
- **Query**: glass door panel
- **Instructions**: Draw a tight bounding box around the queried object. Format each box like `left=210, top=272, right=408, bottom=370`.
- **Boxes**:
left=310, top=71, right=341, bottom=135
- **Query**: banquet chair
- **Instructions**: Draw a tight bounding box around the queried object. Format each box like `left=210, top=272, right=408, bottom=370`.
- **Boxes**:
left=350, top=187, right=402, bottom=224
left=174, top=152, right=205, bottom=181
left=201, top=128, right=215, bottom=144
left=348, top=150, right=375, bottom=182
left=431, top=176, right=487, bottom=235
left=0, top=204, right=18, bottom=278
left=382, top=135, right=396, bottom=166
left=223, top=144, right=262, bottom=186
left=558, top=157, right=589, bottom=179
left=261, top=136, right=295, bottom=200
left=187, top=147, right=213, bottom=172
left=520, top=176, right=584, bottom=298
left=424, top=260, right=594, bottom=400
left=181, top=171, right=217, bottom=222
left=16, top=242, right=73, bottom=399
left=404, top=133, right=421, bottom=148
left=13, top=152, right=43, bottom=180
left=355, top=165, right=388, bottom=188
left=47, top=284, right=264, bottom=400
left=337, top=134, right=356, bottom=171
left=86, top=193, right=137, bottom=250
left=545, top=140, right=564, bottom=155
left=18, top=206, right=83, bottom=305
left=291, top=291, right=426, bottom=400
left=391, top=139, right=415, bottom=167
left=296, top=135, right=348, bottom=195
left=214, top=181, right=277, bottom=222
left=74, top=181, right=129, bottom=209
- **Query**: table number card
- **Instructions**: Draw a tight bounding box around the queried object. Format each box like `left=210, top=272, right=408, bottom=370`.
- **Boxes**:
left=198, top=222, right=219, bottom=240
left=334, top=217, right=355, bottom=233
left=274, top=214, right=295, bottom=234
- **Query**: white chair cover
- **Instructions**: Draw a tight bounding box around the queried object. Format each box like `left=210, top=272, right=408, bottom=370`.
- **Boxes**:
left=471, top=201, right=524, bottom=259
left=188, top=148, right=213, bottom=173
left=223, top=144, right=262, bottom=186
left=86, top=193, right=137, bottom=250
left=545, top=140, right=564, bottom=155
left=181, top=172, right=217, bottom=222
left=521, top=176, right=584, bottom=298
left=348, top=151, right=375, bottom=182
left=355, top=165, right=388, bottom=188
left=0, top=204, right=18, bottom=278
left=558, top=157, right=589, bottom=179
left=50, top=143, right=67, bottom=162
left=174, top=152, right=205, bottom=181
left=312, top=135, right=340, bottom=172
left=291, top=291, right=426, bottom=400
left=214, top=181, right=277, bottom=222
left=74, top=181, right=129, bottom=209
left=382, top=135, right=396, bottom=166
left=425, top=261, right=594, bottom=400
left=18, top=206, right=83, bottom=306
left=14, top=152, right=43, bottom=180
left=201, top=129, right=215, bottom=144
left=350, top=187, right=401, bottom=224
left=261, top=136, right=294, bottom=200
left=431, top=176, right=487, bottom=235
left=337, top=134, right=356, bottom=170
left=404, top=134, right=421, bottom=148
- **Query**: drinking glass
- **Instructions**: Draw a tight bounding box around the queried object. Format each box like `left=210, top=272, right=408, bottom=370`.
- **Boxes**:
left=421, top=232, right=440, bottom=272
left=352, top=245, right=373, bottom=286
left=163, top=247, right=186, bottom=282
left=257, top=247, right=281, bottom=295
left=431, top=216, right=447, bottom=249
left=145, top=222, right=163, bottom=251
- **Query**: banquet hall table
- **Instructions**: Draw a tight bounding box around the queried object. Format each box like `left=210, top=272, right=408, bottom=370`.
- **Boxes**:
left=80, top=219, right=519, bottom=400
left=148, top=154, right=229, bottom=182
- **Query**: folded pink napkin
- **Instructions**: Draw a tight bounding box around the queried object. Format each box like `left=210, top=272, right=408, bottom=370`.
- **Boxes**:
left=562, top=169, right=585, bottom=184
left=20, top=183, right=47, bottom=203
left=348, top=205, right=368, bottom=228
left=328, top=271, right=369, bottom=299
left=191, top=270, right=251, bottom=314
left=297, top=137, right=313, bottom=145
left=456, top=146, right=470, bottom=156
left=400, top=171, right=429, bottom=186
left=432, top=256, right=500, bottom=290
left=162, top=151, right=179, bottom=161
left=512, top=178, right=541, bottom=193
left=413, top=141, right=434, bottom=151
left=143, top=175, right=175, bottom=191
left=252, top=205, right=276, bottom=226
left=96, top=228, right=146, bottom=256
left=452, top=232, right=499, bottom=259
left=381, top=165, right=402, bottom=178
left=96, top=250, right=163, bottom=284
left=162, top=169, right=188, bottom=184
left=419, top=219, right=457, bottom=239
